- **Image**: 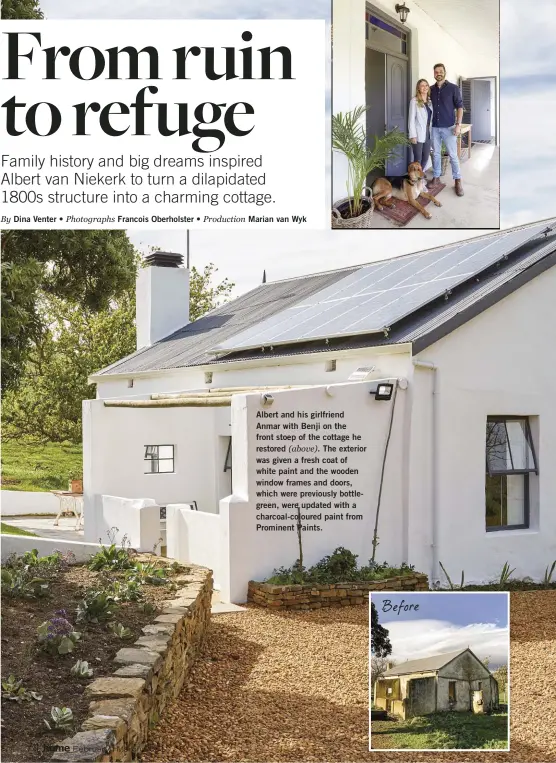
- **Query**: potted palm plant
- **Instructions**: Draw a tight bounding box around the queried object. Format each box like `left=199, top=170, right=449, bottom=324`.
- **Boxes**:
left=332, top=106, right=410, bottom=229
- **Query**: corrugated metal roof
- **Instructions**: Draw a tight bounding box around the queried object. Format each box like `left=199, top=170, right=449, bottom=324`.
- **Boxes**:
left=382, top=648, right=467, bottom=676
left=96, top=266, right=359, bottom=376
left=95, top=222, right=556, bottom=377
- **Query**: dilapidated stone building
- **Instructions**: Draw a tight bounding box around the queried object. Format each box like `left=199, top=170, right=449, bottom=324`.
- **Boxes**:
left=374, top=648, right=499, bottom=719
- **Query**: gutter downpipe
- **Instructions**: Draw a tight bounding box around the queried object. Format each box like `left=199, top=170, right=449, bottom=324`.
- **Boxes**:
left=412, top=360, right=438, bottom=586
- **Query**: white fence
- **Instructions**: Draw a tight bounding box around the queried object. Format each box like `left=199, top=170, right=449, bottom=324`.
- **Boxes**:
left=84, top=495, right=162, bottom=553
left=1, top=490, right=59, bottom=515
left=166, top=504, right=222, bottom=589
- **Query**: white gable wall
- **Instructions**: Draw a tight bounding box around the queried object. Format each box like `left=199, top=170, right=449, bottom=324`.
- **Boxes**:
left=411, top=265, right=556, bottom=585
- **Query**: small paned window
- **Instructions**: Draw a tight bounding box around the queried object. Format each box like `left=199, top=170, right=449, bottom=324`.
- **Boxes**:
left=144, top=445, right=174, bottom=474
left=448, top=681, right=456, bottom=702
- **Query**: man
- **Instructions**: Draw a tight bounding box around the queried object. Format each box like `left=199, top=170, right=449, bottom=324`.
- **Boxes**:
left=430, top=63, right=464, bottom=196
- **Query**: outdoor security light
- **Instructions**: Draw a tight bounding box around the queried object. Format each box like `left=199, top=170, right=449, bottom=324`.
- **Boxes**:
left=374, top=383, right=394, bottom=401
left=395, top=3, right=410, bottom=23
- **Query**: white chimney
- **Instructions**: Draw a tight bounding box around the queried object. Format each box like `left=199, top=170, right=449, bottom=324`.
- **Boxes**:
left=136, top=251, right=189, bottom=349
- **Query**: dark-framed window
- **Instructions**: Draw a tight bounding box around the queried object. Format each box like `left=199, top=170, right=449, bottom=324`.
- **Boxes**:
left=448, top=681, right=456, bottom=702
left=224, top=437, right=232, bottom=474
left=144, top=444, right=174, bottom=474
left=485, top=417, right=538, bottom=531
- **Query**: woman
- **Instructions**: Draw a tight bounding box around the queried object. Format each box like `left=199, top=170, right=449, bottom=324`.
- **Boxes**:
left=408, top=79, right=433, bottom=172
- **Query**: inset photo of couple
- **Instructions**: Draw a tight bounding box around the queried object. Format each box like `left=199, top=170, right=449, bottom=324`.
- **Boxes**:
left=332, top=0, right=499, bottom=229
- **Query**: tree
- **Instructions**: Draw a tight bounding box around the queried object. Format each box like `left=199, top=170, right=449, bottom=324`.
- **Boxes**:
left=2, top=262, right=235, bottom=443
left=371, top=602, right=392, bottom=657
left=1, top=0, right=43, bottom=19
left=493, top=664, right=507, bottom=703
left=371, top=655, right=392, bottom=687
left=189, top=263, right=234, bottom=320
left=1, top=230, right=138, bottom=392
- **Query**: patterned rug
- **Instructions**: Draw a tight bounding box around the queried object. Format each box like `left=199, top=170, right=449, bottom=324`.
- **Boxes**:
left=375, top=178, right=447, bottom=226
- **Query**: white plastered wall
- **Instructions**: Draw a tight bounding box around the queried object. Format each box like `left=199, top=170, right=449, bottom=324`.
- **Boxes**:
left=94, top=348, right=412, bottom=400
left=82, top=398, right=232, bottom=543
left=410, top=265, right=556, bottom=585
left=220, top=381, right=409, bottom=603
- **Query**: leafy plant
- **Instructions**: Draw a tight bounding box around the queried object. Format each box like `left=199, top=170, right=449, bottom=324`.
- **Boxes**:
left=127, top=562, right=168, bottom=586
left=498, top=562, right=515, bottom=589
left=107, top=578, right=143, bottom=602
left=109, top=622, right=134, bottom=640
left=1, top=675, right=42, bottom=703
left=44, top=706, right=73, bottom=732
left=1, top=567, right=49, bottom=599
left=266, top=549, right=416, bottom=585
left=543, top=561, right=556, bottom=587
left=139, top=602, right=156, bottom=616
left=309, top=547, right=359, bottom=582
left=88, top=532, right=133, bottom=572
left=37, top=616, right=81, bottom=655
left=332, top=105, right=410, bottom=219
left=70, top=660, right=93, bottom=678
left=76, top=591, right=116, bottom=624
left=439, top=561, right=465, bottom=590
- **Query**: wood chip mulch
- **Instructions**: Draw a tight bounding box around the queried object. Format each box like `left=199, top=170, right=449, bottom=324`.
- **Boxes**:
left=143, top=592, right=556, bottom=762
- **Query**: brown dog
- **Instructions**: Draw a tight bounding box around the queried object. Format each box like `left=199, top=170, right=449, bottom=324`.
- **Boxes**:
left=372, top=162, right=442, bottom=220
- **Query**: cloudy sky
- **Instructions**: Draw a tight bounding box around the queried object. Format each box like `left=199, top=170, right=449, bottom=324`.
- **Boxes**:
left=38, top=0, right=555, bottom=297
left=372, top=592, right=509, bottom=669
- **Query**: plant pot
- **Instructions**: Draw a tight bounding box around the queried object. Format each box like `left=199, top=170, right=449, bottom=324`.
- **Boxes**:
left=69, top=479, right=83, bottom=494
left=332, top=186, right=374, bottom=229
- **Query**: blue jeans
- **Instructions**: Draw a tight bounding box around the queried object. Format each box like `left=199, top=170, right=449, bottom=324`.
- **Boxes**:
left=432, top=126, right=461, bottom=180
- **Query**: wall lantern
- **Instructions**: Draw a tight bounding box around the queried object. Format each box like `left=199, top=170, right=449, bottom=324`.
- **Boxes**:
left=373, top=383, right=394, bottom=401
left=395, top=2, right=410, bottom=23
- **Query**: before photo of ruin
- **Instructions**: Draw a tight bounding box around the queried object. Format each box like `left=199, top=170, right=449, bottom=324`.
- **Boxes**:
left=370, top=592, right=509, bottom=751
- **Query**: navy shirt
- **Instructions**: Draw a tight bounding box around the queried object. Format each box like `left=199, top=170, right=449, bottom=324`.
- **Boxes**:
left=430, top=80, right=463, bottom=128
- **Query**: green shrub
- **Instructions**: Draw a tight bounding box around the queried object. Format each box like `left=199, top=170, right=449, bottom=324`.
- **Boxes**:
left=265, top=548, right=416, bottom=585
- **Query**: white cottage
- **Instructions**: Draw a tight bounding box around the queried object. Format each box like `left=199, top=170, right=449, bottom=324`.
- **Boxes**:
left=84, top=219, right=556, bottom=602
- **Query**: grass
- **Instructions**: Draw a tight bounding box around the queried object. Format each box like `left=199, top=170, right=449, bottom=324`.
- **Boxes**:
left=1, top=522, right=37, bottom=536
left=371, top=712, right=509, bottom=750
left=1, top=440, right=82, bottom=492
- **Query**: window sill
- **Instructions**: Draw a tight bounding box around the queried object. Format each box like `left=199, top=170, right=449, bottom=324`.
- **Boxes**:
left=485, top=528, right=538, bottom=538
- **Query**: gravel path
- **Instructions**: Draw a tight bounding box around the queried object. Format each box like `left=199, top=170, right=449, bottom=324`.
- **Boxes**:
left=142, top=592, right=556, bottom=762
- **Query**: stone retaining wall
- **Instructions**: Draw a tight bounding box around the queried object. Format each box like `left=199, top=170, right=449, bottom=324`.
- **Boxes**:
left=52, top=563, right=213, bottom=762
left=248, top=573, right=429, bottom=610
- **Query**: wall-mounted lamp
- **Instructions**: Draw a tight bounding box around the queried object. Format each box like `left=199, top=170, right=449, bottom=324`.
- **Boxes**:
left=395, top=2, right=410, bottom=23
left=373, top=383, right=394, bottom=401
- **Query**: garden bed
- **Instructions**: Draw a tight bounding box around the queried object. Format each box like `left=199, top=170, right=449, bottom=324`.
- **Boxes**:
left=0, top=545, right=211, bottom=762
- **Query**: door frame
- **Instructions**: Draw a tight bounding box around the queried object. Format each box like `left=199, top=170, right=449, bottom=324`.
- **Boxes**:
left=465, top=75, right=498, bottom=146
left=365, top=3, right=411, bottom=165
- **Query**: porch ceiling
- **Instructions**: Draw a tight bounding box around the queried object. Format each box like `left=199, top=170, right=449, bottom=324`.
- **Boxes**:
left=412, top=0, right=499, bottom=64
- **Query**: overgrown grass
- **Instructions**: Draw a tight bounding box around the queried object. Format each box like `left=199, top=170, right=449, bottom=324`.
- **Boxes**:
left=1, top=522, right=37, bottom=536
left=371, top=712, right=509, bottom=750
left=1, top=440, right=82, bottom=492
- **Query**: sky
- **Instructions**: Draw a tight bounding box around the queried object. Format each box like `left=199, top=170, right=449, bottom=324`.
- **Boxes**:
left=372, top=592, right=509, bottom=669
left=37, top=0, right=556, bottom=297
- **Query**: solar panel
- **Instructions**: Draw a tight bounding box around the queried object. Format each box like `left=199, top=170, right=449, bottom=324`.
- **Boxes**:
left=215, top=222, right=554, bottom=353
